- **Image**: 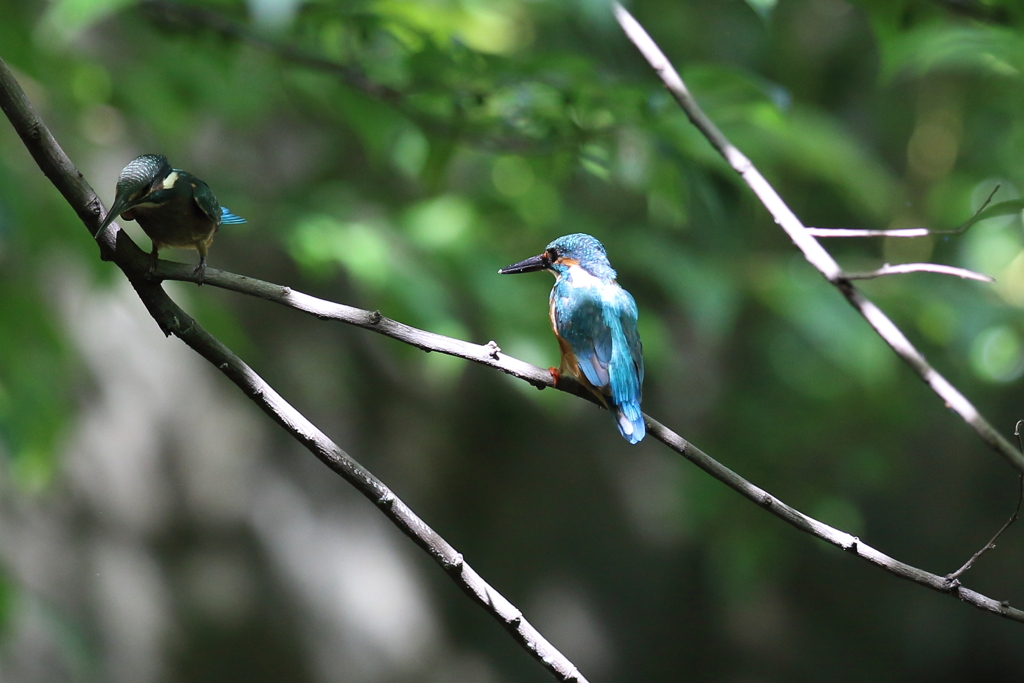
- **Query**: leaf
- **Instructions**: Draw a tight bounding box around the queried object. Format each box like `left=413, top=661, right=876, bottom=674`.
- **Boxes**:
left=961, top=198, right=1024, bottom=231
left=880, top=24, right=1024, bottom=82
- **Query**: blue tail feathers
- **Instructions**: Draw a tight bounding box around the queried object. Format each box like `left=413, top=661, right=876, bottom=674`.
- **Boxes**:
left=220, top=206, right=246, bottom=224
left=614, top=399, right=645, bottom=444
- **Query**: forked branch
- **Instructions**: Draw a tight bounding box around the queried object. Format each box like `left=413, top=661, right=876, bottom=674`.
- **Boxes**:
left=0, top=55, right=587, bottom=683
left=613, top=3, right=1024, bottom=475
left=945, top=421, right=1024, bottom=588
left=809, top=185, right=1006, bottom=238
left=155, top=260, right=1024, bottom=624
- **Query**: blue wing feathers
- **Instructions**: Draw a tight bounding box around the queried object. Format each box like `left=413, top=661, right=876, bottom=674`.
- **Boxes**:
left=555, top=279, right=645, bottom=443
left=604, top=290, right=645, bottom=443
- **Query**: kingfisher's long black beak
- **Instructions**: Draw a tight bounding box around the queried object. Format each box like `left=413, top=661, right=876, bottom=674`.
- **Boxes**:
left=94, top=192, right=136, bottom=238
left=498, top=253, right=549, bottom=275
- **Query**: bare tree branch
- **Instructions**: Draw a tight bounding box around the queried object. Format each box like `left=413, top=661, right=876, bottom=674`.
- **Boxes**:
left=612, top=3, right=1024, bottom=476
left=0, top=55, right=588, bottom=683
left=844, top=263, right=994, bottom=282
left=148, top=261, right=1024, bottom=623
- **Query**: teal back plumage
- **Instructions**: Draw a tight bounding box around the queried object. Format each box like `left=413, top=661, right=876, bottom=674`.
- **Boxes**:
left=547, top=234, right=645, bottom=443
left=499, top=232, right=646, bottom=443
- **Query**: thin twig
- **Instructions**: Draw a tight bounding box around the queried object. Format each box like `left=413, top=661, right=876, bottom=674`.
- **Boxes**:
left=809, top=185, right=1003, bottom=238
left=807, top=227, right=932, bottom=238
left=154, top=260, right=1024, bottom=623
left=612, top=3, right=1024, bottom=476
left=0, top=55, right=588, bottom=683
left=843, top=263, right=994, bottom=282
left=944, top=475, right=1023, bottom=587
left=944, top=420, right=1024, bottom=587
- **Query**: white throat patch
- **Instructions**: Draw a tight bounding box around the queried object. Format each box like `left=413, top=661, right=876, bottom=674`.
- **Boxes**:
left=564, top=263, right=603, bottom=289
left=560, top=263, right=619, bottom=304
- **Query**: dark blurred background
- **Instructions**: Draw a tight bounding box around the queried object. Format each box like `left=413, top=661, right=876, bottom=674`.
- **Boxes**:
left=2, top=0, right=1024, bottom=680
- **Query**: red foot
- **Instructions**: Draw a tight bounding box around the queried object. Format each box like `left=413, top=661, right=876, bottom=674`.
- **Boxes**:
left=548, top=367, right=561, bottom=387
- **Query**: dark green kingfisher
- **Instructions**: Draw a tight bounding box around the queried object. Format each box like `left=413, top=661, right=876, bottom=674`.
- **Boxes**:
left=95, top=154, right=246, bottom=282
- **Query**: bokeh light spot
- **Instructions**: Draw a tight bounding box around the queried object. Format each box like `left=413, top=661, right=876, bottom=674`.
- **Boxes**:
left=970, top=325, right=1024, bottom=383
left=492, top=156, right=534, bottom=197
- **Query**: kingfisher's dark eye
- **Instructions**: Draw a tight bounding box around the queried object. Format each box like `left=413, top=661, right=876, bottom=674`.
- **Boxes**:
left=546, top=248, right=558, bottom=262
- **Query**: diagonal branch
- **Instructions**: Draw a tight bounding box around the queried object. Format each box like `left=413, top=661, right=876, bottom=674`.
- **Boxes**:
left=612, top=3, right=1024, bottom=475
left=153, top=263, right=575, bottom=395
left=0, top=55, right=587, bottom=683
left=153, top=261, right=1024, bottom=624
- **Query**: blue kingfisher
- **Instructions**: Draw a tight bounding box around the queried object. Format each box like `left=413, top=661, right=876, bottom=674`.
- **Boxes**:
left=500, top=233, right=646, bottom=444
left=95, top=154, right=246, bottom=282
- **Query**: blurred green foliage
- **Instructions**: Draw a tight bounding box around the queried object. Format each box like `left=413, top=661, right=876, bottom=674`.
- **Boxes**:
left=4, top=0, right=1024, bottom=680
